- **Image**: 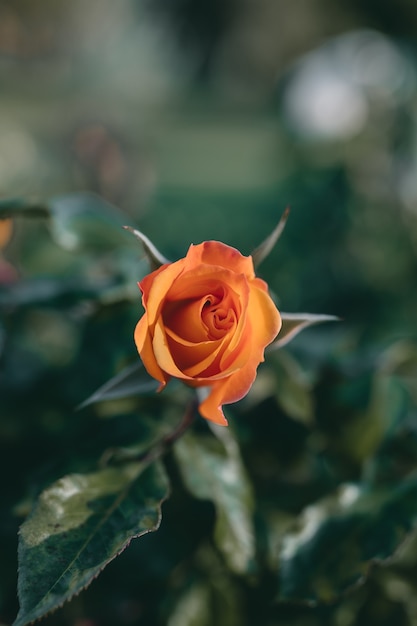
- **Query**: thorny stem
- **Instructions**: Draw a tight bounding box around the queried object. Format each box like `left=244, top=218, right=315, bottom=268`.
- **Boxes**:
left=161, top=397, right=198, bottom=448
left=100, top=397, right=198, bottom=468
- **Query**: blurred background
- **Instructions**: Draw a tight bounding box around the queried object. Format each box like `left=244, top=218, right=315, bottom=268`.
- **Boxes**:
left=2, top=0, right=417, bottom=625
left=1, top=0, right=417, bottom=336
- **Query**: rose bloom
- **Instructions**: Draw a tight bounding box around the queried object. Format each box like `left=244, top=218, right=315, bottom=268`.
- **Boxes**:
left=135, top=241, right=281, bottom=425
left=0, top=218, right=12, bottom=250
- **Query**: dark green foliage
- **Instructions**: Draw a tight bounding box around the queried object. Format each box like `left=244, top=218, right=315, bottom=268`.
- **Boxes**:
left=1, top=4, right=417, bottom=623
left=1, top=189, right=417, bottom=626
left=15, top=461, right=169, bottom=626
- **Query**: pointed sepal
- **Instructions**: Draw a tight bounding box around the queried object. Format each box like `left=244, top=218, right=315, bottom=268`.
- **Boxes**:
left=123, top=226, right=170, bottom=271
left=251, top=207, right=290, bottom=268
left=269, top=312, right=339, bottom=350
left=78, top=361, right=158, bottom=410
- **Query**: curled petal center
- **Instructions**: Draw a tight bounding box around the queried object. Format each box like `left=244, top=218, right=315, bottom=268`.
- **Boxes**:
left=202, top=301, right=236, bottom=339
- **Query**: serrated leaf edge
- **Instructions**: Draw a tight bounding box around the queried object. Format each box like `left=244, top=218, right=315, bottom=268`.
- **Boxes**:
left=13, top=462, right=169, bottom=626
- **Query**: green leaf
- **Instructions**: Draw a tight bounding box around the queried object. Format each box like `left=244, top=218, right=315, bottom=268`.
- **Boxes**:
left=168, top=573, right=243, bottom=626
left=278, top=476, right=417, bottom=604
left=335, top=341, right=411, bottom=465
left=168, top=582, right=212, bottom=626
left=174, top=426, right=255, bottom=575
left=48, top=192, right=134, bottom=251
left=0, top=275, right=112, bottom=309
left=251, top=207, right=290, bottom=268
left=78, top=361, right=158, bottom=410
left=0, top=197, right=49, bottom=219
left=14, top=460, right=169, bottom=626
left=375, top=340, right=417, bottom=406
left=123, top=225, right=171, bottom=271
left=270, top=313, right=339, bottom=350
left=274, top=351, right=314, bottom=424
left=97, top=409, right=189, bottom=466
left=0, top=193, right=141, bottom=255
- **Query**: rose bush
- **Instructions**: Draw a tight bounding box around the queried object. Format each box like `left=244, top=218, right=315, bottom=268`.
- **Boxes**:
left=134, top=240, right=281, bottom=425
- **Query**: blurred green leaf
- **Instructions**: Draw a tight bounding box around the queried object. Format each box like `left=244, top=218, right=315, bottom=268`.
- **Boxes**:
left=278, top=475, right=417, bottom=604
left=366, top=424, right=417, bottom=486
left=168, top=573, right=243, bottom=626
left=48, top=192, right=134, bottom=251
left=168, top=582, right=212, bottom=626
left=334, top=342, right=411, bottom=465
left=0, top=275, right=112, bottom=309
left=174, top=425, right=255, bottom=576
left=78, top=361, right=158, bottom=410
left=274, top=351, right=314, bottom=425
left=13, top=460, right=169, bottom=626
left=0, top=198, right=49, bottom=219
left=244, top=350, right=314, bottom=424
left=0, top=193, right=164, bottom=262
left=98, top=409, right=188, bottom=466
left=359, top=370, right=407, bottom=459
left=376, top=340, right=417, bottom=406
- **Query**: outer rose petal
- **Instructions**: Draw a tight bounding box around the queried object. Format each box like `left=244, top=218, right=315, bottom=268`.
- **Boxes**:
left=0, top=219, right=13, bottom=250
left=185, top=241, right=255, bottom=279
left=139, top=263, right=169, bottom=308
left=140, top=258, right=187, bottom=327
left=246, top=282, right=282, bottom=355
left=134, top=315, right=169, bottom=388
left=198, top=362, right=257, bottom=425
left=198, top=284, right=281, bottom=424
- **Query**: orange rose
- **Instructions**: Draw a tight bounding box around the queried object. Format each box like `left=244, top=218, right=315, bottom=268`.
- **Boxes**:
left=0, top=218, right=13, bottom=250
left=134, top=241, right=281, bottom=425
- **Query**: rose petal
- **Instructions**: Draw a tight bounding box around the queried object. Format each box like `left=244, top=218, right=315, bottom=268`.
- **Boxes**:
left=134, top=316, right=169, bottom=388
left=164, top=328, right=244, bottom=382
left=217, top=280, right=278, bottom=373
left=165, top=265, right=245, bottom=307
left=165, top=266, right=250, bottom=358
left=164, top=297, right=211, bottom=343
left=153, top=319, right=195, bottom=380
left=0, top=218, right=13, bottom=250
left=141, top=258, right=186, bottom=327
left=185, top=241, right=255, bottom=279
left=219, top=322, right=252, bottom=372
left=198, top=283, right=281, bottom=422
left=250, top=276, right=269, bottom=293
left=138, top=263, right=169, bottom=307
left=165, top=325, right=224, bottom=374
left=198, top=393, right=229, bottom=425
left=198, top=361, right=258, bottom=425
left=246, top=282, right=282, bottom=355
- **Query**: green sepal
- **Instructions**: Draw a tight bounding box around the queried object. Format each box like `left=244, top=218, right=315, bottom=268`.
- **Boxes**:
left=251, top=207, right=290, bottom=268
left=78, top=361, right=158, bottom=410
left=123, top=225, right=171, bottom=271
left=270, top=312, right=339, bottom=350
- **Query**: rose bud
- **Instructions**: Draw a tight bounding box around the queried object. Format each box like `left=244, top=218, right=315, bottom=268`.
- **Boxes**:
left=134, top=241, right=281, bottom=425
